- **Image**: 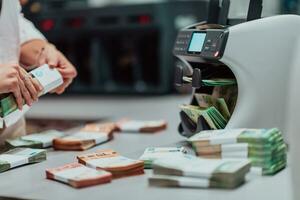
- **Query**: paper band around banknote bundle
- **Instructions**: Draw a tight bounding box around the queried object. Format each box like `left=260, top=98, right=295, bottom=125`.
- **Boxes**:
left=149, top=154, right=251, bottom=189
left=117, top=119, right=167, bottom=133
left=46, top=163, right=112, bottom=188
left=139, top=147, right=188, bottom=168
left=152, top=154, right=250, bottom=178
left=53, top=123, right=116, bottom=151
left=77, top=149, right=144, bottom=178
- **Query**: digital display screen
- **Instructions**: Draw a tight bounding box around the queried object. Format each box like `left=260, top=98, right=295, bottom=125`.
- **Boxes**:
left=188, top=33, right=206, bottom=53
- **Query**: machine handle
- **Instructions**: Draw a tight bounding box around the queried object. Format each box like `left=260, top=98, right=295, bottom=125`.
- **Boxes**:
left=178, top=111, right=211, bottom=138
left=192, top=68, right=202, bottom=88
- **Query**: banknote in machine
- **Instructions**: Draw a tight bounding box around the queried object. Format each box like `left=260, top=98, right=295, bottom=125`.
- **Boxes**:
left=194, top=93, right=231, bottom=121
left=46, top=163, right=112, bottom=188
left=180, top=104, right=227, bottom=129
left=0, top=148, right=46, bottom=173
left=77, top=149, right=144, bottom=178
left=202, top=79, right=237, bottom=86
left=212, top=85, right=238, bottom=114
left=182, top=78, right=236, bottom=87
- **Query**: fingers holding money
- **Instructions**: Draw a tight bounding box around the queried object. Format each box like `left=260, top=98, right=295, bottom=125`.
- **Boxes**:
left=11, top=84, right=23, bottom=110
left=17, top=67, right=42, bottom=103
left=17, top=76, right=33, bottom=107
left=32, top=78, right=44, bottom=95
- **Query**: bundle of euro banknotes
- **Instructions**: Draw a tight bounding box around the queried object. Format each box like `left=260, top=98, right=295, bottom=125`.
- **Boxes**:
left=188, top=128, right=287, bottom=175
left=149, top=154, right=251, bottom=189
left=5, top=130, right=65, bottom=149
left=116, top=119, right=167, bottom=133
left=0, top=148, right=46, bottom=173
left=139, top=147, right=187, bottom=169
left=0, top=64, right=63, bottom=126
left=77, top=149, right=144, bottom=178
left=46, top=163, right=112, bottom=188
left=53, top=123, right=117, bottom=151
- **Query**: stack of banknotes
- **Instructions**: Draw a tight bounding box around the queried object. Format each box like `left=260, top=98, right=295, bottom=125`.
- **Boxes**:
left=188, top=128, right=287, bottom=175
left=46, top=163, right=112, bottom=188
left=180, top=104, right=227, bottom=129
left=194, top=93, right=231, bottom=120
left=139, top=147, right=187, bottom=169
left=180, top=92, right=233, bottom=130
left=0, top=148, right=46, bottom=173
left=212, top=85, right=238, bottom=114
left=116, top=119, right=167, bottom=133
left=53, top=122, right=117, bottom=151
left=149, top=154, right=251, bottom=189
left=5, top=130, right=65, bottom=149
left=77, top=149, right=144, bottom=178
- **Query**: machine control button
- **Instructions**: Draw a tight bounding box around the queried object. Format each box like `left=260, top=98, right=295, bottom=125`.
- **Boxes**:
left=204, top=46, right=210, bottom=51
left=206, top=39, right=212, bottom=44
left=214, top=51, right=219, bottom=57
left=211, top=43, right=217, bottom=51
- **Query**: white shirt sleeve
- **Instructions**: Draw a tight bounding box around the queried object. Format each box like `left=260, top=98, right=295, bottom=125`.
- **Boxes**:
left=19, top=15, right=46, bottom=44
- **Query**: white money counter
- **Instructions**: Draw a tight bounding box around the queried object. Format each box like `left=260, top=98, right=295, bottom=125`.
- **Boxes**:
left=0, top=96, right=293, bottom=200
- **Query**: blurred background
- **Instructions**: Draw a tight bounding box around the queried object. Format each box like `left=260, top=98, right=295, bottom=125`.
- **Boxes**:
left=21, top=0, right=297, bottom=95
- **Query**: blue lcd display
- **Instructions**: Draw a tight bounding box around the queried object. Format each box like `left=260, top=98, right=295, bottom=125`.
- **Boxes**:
left=188, top=33, right=206, bottom=53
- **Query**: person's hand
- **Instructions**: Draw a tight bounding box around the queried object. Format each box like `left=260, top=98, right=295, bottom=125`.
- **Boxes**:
left=37, top=44, right=77, bottom=94
left=0, top=63, right=43, bottom=110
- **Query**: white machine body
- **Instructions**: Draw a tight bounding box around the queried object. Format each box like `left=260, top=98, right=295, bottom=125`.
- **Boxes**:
left=222, top=15, right=300, bottom=143
left=174, top=15, right=300, bottom=200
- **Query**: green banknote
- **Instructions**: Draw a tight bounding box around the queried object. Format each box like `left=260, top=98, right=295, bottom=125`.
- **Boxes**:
left=202, top=79, right=237, bottom=86
left=0, top=148, right=46, bottom=173
left=195, top=93, right=231, bottom=121
left=1, top=95, right=18, bottom=117
left=180, top=104, right=227, bottom=129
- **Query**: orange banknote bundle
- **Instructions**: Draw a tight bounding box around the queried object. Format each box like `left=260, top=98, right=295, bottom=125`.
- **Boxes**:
left=46, top=163, right=112, bottom=188
left=116, top=119, right=167, bottom=133
left=53, top=123, right=117, bottom=151
left=77, top=149, right=144, bottom=178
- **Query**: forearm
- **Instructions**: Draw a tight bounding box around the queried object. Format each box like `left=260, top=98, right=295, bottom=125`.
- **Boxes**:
left=20, top=39, right=48, bottom=69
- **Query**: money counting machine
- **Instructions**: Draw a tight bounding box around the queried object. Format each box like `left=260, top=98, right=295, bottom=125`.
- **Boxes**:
left=174, top=0, right=300, bottom=145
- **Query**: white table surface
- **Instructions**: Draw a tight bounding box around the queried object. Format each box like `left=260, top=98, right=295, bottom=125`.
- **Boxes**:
left=0, top=95, right=293, bottom=200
